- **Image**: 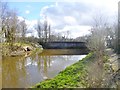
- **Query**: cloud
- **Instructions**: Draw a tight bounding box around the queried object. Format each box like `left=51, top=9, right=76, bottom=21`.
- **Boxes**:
left=39, top=1, right=119, bottom=38
left=39, top=2, right=94, bottom=38
left=18, top=16, right=38, bottom=37
left=18, top=0, right=119, bottom=38
left=18, top=16, right=25, bottom=21
left=54, top=25, right=91, bottom=38
left=25, top=10, right=30, bottom=14
left=64, top=16, right=77, bottom=25
left=40, top=2, right=93, bottom=31
left=25, top=19, right=37, bottom=36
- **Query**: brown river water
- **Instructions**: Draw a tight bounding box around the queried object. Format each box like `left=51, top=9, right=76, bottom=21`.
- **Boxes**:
left=2, top=49, right=86, bottom=88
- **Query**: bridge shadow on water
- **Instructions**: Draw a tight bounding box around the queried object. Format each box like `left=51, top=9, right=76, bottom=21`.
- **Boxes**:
left=40, top=49, right=89, bottom=55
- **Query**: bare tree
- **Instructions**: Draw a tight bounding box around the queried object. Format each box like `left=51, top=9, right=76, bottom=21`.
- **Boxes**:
left=87, top=13, right=109, bottom=66
left=1, top=2, right=19, bottom=52
left=86, top=13, right=111, bottom=87
left=36, top=20, right=43, bottom=42
left=0, top=2, right=8, bottom=42
left=44, top=19, right=48, bottom=42
left=19, top=19, right=27, bottom=42
left=36, top=18, right=51, bottom=42
left=7, top=10, right=18, bottom=50
left=48, top=24, right=51, bottom=42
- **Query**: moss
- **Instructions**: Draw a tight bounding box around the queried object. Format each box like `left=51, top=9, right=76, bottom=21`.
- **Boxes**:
left=32, top=52, right=93, bottom=88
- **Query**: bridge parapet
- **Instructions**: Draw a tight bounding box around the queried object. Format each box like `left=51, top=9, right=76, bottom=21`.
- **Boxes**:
left=39, top=41, right=87, bottom=49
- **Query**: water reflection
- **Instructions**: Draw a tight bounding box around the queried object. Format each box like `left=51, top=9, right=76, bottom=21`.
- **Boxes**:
left=2, top=49, right=86, bottom=88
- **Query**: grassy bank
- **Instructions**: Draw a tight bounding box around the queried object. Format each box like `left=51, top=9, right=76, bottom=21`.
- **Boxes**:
left=33, top=52, right=93, bottom=88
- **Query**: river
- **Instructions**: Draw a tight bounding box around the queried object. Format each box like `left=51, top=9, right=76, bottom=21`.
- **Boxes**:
left=2, top=49, right=86, bottom=88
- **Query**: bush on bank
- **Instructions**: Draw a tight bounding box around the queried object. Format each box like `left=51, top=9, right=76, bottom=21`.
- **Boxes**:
left=33, top=52, right=93, bottom=88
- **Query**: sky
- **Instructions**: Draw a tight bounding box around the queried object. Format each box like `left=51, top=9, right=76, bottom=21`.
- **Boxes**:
left=3, top=0, right=119, bottom=38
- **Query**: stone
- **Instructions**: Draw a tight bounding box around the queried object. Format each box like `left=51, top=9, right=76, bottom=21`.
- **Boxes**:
left=11, top=51, right=25, bottom=56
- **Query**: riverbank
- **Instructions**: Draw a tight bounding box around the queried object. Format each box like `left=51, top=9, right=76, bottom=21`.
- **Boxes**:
left=32, top=48, right=120, bottom=88
left=33, top=52, right=93, bottom=88
left=1, top=42, right=43, bottom=57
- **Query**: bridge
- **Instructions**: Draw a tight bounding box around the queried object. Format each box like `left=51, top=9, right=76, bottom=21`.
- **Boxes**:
left=39, top=41, right=87, bottom=49
left=39, top=41, right=89, bottom=54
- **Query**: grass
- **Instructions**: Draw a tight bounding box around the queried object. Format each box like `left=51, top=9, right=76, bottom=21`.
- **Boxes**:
left=32, top=52, right=93, bottom=88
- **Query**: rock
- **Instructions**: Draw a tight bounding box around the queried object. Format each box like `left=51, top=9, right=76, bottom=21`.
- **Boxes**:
left=37, top=44, right=42, bottom=48
left=11, top=51, right=25, bottom=56
left=34, top=44, right=42, bottom=48
left=31, top=43, right=42, bottom=48
left=25, top=52, right=31, bottom=57
left=111, top=61, right=119, bottom=72
left=43, top=76, right=48, bottom=80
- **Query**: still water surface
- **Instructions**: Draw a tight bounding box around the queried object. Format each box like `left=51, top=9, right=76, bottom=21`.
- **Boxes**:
left=2, top=49, right=86, bottom=88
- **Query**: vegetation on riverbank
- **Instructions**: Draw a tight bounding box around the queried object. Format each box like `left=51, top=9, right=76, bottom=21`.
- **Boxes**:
left=1, top=42, right=43, bottom=57
left=33, top=50, right=119, bottom=88
left=33, top=52, right=93, bottom=88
